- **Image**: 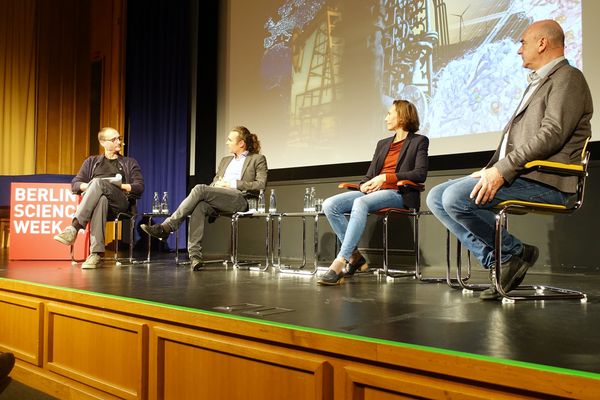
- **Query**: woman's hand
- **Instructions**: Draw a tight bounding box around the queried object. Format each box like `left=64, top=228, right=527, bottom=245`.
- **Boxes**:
left=360, top=174, right=386, bottom=193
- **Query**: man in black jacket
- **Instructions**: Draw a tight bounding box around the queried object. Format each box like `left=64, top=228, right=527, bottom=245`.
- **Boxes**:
left=54, top=127, right=144, bottom=268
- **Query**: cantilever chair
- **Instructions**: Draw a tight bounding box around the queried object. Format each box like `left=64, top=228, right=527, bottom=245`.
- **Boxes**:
left=337, top=180, right=437, bottom=280
left=491, top=147, right=590, bottom=303
left=70, top=226, right=90, bottom=264
left=446, top=234, right=486, bottom=292
left=113, top=207, right=137, bottom=266
left=70, top=201, right=137, bottom=266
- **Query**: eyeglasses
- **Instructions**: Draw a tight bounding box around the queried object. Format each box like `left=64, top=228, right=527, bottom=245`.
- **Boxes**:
left=104, top=136, right=121, bottom=143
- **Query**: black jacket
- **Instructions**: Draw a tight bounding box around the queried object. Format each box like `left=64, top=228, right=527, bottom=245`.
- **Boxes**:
left=71, top=154, right=145, bottom=200
left=360, top=132, right=429, bottom=209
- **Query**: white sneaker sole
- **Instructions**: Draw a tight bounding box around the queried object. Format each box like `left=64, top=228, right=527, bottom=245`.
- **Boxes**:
left=54, top=235, right=76, bottom=246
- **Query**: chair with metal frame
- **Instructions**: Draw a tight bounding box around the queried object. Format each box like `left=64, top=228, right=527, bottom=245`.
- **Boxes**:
left=1, top=207, right=10, bottom=248
left=446, top=234, right=486, bottom=292
left=336, top=180, right=440, bottom=280
left=490, top=147, right=590, bottom=303
left=113, top=207, right=137, bottom=266
left=70, top=226, right=90, bottom=264
left=70, top=202, right=138, bottom=266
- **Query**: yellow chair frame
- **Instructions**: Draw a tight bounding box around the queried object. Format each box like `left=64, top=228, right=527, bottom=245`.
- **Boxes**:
left=492, top=150, right=590, bottom=303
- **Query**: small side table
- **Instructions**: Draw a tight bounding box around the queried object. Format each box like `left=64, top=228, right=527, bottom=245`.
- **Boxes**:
left=230, top=211, right=280, bottom=271
left=140, top=212, right=185, bottom=264
left=141, top=211, right=278, bottom=270
left=275, top=212, right=328, bottom=275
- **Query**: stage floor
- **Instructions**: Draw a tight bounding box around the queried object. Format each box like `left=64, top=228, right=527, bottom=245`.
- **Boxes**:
left=1, top=248, right=600, bottom=378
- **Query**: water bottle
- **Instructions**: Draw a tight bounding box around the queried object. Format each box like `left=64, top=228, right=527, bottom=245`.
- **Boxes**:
left=257, top=189, right=266, bottom=213
left=308, top=187, right=316, bottom=212
left=161, top=191, right=169, bottom=214
left=303, top=187, right=310, bottom=212
left=268, top=189, right=277, bottom=213
left=152, top=192, right=160, bottom=213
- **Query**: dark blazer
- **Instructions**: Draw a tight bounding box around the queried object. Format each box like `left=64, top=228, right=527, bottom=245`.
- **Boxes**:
left=360, top=132, right=429, bottom=209
left=71, top=155, right=145, bottom=200
left=487, top=59, right=593, bottom=193
left=211, top=153, right=268, bottom=197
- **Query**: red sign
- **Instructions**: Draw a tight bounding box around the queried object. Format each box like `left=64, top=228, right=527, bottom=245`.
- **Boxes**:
left=9, top=182, right=88, bottom=260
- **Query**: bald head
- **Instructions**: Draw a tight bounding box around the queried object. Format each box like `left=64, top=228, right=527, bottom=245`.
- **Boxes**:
left=528, top=19, right=565, bottom=49
left=518, top=19, right=565, bottom=70
left=97, top=127, right=122, bottom=157
left=98, top=127, right=119, bottom=142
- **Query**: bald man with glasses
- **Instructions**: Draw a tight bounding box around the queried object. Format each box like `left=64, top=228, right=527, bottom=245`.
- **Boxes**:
left=54, top=127, right=144, bottom=268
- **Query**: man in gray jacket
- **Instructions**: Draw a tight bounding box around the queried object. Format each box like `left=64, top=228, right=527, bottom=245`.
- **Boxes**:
left=54, top=127, right=145, bottom=268
left=426, top=20, right=593, bottom=299
left=141, top=126, right=267, bottom=270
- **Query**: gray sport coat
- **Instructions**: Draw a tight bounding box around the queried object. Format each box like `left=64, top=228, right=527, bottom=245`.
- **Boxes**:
left=212, top=153, right=268, bottom=197
left=487, top=59, right=593, bottom=193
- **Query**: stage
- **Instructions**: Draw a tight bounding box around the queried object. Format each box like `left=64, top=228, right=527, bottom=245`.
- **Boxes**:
left=1, top=247, right=600, bottom=398
left=2, top=248, right=600, bottom=372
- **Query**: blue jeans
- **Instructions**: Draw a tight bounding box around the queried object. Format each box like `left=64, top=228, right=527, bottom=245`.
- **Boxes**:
left=426, top=176, right=570, bottom=269
left=323, top=189, right=405, bottom=260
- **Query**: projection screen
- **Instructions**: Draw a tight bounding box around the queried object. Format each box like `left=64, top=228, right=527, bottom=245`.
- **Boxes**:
left=217, top=0, right=597, bottom=170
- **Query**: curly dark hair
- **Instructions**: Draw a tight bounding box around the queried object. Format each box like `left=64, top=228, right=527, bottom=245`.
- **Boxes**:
left=231, top=126, right=261, bottom=154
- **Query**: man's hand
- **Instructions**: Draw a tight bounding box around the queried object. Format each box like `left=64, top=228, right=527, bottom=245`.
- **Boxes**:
left=213, top=178, right=230, bottom=188
left=121, top=183, right=132, bottom=192
left=470, top=167, right=505, bottom=204
left=80, top=182, right=89, bottom=192
left=360, top=174, right=386, bottom=193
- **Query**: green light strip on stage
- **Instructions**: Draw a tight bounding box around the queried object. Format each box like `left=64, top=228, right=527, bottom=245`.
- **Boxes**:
left=2, top=277, right=599, bottom=381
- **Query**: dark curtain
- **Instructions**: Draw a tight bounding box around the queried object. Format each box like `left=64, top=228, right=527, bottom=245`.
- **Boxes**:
left=126, top=0, right=190, bottom=249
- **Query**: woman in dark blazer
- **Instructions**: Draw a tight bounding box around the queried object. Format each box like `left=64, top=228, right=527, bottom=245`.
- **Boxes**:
left=318, top=100, right=429, bottom=285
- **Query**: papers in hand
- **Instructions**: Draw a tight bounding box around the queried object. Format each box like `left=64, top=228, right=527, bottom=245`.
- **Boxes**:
left=102, top=174, right=122, bottom=187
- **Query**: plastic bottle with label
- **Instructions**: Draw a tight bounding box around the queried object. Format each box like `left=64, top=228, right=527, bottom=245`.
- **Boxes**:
left=152, top=192, right=160, bottom=213
left=269, top=189, right=277, bottom=213
left=161, top=191, right=169, bottom=214
left=257, top=189, right=266, bottom=213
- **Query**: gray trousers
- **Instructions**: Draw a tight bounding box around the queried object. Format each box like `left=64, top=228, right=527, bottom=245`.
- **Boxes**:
left=74, top=178, right=130, bottom=253
left=163, top=184, right=248, bottom=260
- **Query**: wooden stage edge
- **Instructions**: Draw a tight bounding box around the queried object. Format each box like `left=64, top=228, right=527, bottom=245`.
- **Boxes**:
left=1, top=277, right=599, bottom=399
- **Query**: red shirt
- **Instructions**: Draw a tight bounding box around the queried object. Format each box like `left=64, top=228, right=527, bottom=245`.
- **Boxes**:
left=380, top=139, right=405, bottom=190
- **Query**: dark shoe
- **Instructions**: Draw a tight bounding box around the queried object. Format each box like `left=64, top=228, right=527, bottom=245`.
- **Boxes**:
left=510, top=243, right=539, bottom=289
left=191, top=258, right=204, bottom=271
left=480, top=285, right=500, bottom=301
left=317, top=269, right=345, bottom=285
left=0, top=352, right=15, bottom=380
left=520, top=243, right=539, bottom=267
left=480, top=255, right=529, bottom=300
left=141, top=223, right=170, bottom=240
left=346, top=254, right=369, bottom=277
left=501, top=254, right=530, bottom=292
